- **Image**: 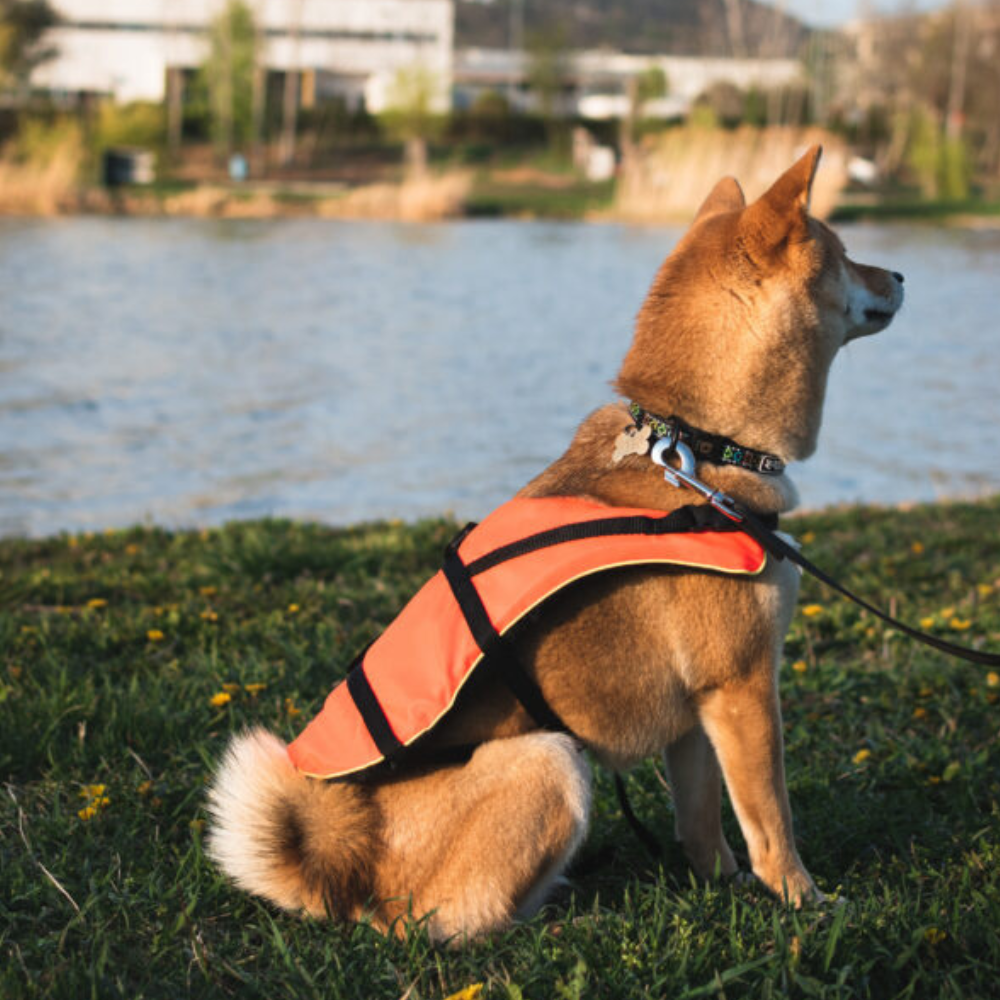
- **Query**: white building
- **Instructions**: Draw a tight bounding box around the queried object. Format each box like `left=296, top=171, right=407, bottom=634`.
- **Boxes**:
left=454, top=48, right=804, bottom=119
left=32, top=0, right=454, bottom=113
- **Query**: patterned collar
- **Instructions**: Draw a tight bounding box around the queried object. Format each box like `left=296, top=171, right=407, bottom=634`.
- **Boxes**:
left=627, top=402, right=785, bottom=476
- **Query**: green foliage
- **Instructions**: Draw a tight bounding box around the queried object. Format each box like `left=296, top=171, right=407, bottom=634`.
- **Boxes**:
left=196, top=0, right=259, bottom=154
left=904, top=105, right=973, bottom=201
left=92, top=102, right=166, bottom=154
left=2, top=496, right=1000, bottom=997
left=0, top=0, right=57, bottom=88
left=4, top=113, right=79, bottom=161
left=635, top=66, right=668, bottom=106
left=378, top=64, right=445, bottom=144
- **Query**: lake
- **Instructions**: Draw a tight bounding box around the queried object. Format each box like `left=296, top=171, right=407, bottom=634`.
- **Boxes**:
left=1, top=216, right=998, bottom=538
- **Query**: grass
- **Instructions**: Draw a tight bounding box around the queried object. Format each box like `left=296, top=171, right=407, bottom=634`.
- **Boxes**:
left=2, top=497, right=999, bottom=999
left=831, top=196, right=1000, bottom=224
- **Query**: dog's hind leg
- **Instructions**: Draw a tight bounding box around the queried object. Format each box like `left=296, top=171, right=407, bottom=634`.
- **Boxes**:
left=371, top=732, right=591, bottom=942
left=664, top=724, right=738, bottom=879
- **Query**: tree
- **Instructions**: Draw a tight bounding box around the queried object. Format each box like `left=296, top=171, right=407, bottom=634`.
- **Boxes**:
left=0, top=0, right=57, bottom=91
left=198, top=0, right=259, bottom=160
left=526, top=25, right=570, bottom=147
left=380, top=64, right=444, bottom=178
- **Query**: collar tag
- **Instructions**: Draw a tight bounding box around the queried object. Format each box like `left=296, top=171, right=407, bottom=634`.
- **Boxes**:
left=612, top=423, right=652, bottom=463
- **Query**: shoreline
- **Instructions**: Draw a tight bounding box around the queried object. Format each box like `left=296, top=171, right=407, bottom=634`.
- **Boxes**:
left=3, top=490, right=998, bottom=545
left=4, top=179, right=1000, bottom=227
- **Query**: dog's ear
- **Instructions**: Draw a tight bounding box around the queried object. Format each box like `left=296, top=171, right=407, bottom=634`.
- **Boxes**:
left=742, top=145, right=822, bottom=248
left=693, top=176, right=746, bottom=224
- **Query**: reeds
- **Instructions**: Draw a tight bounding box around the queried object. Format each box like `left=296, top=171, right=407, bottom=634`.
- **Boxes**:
left=0, top=119, right=85, bottom=215
left=615, top=126, right=848, bottom=221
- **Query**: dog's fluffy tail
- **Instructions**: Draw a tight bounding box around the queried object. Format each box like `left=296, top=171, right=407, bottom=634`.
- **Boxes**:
left=206, top=728, right=379, bottom=920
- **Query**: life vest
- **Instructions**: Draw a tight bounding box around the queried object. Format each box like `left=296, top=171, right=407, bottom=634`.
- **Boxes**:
left=287, top=495, right=768, bottom=779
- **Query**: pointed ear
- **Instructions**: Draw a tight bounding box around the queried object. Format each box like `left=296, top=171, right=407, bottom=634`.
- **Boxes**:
left=693, top=176, right=746, bottom=224
left=759, top=145, right=822, bottom=216
left=742, top=145, right=822, bottom=250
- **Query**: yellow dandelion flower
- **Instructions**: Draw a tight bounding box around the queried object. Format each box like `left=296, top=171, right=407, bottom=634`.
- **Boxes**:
left=986, top=672, right=999, bottom=688
left=199, top=585, right=218, bottom=597
left=125, top=543, right=140, bottom=556
left=853, top=748, right=871, bottom=765
left=940, top=606, right=955, bottom=619
left=442, top=987, right=484, bottom=1000
left=287, top=603, right=301, bottom=614
left=977, top=583, right=993, bottom=598
left=919, top=686, right=933, bottom=697
left=928, top=775, right=942, bottom=785
left=802, top=604, right=824, bottom=618
left=910, top=541, right=925, bottom=555
left=222, top=682, right=242, bottom=694
left=924, top=927, right=947, bottom=946
left=86, top=598, right=107, bottom=609
left=244, top=682, right=267, bottom=695
left=919, top=616, right=936, bottom=630
left=147, top=629, right=165, bottom=642
left=913, top=706, right=928, bottom=719
left=949, top=617, right=972, bottom=631
left=190, top=818, right=205, bottom=832
left=800, top=531, right=816, bottom=545
left=209, top=691, right=232, bottom=708
left=67, top=535, right=79, bottom=548
left=79, top=784, right=106, bottom=799
left=137, top=780, right=153, bottom=796
left=78, top=804, right=98, bottom=821
left=200, top=609, right=219, bottom=622
left=792, top=660, right=808, bottom=673
left=285, top=697, right=301, bottom=717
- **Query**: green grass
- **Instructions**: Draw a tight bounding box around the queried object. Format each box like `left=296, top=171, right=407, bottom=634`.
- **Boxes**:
left=831, top=196, right=1000, bottom=224
left=2, top=497, right=1000, bottom=999
left=466, top=176, right=616, bottom=220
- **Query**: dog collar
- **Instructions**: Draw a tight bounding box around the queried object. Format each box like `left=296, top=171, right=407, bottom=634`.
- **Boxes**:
left=617, top=402, right=785, bottom=476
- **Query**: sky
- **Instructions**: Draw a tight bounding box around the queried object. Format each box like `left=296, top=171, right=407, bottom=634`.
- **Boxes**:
left=779, top=0, right=950, bottom=28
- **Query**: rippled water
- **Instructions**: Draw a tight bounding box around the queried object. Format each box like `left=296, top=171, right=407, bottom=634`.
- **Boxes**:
left=1, top=216, right=998, bottom=537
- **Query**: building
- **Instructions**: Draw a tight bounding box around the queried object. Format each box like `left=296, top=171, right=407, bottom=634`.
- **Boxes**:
left=31, top=0, right=454, bottom=113
left=454, top=48, right=804, bottom=120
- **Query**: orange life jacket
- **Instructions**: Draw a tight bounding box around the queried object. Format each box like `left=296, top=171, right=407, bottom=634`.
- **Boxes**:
left=287, top=496, right=767, bottom=779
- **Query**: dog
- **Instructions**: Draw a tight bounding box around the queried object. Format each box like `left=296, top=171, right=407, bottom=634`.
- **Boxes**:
left=207, top=147, right=904, bottom=941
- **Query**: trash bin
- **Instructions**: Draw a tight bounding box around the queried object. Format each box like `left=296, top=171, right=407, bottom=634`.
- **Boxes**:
left=103, top=148, right=156, bottom=187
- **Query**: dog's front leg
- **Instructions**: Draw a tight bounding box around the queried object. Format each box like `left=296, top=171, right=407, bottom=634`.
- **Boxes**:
left=697, top=669, right=823, bottom=906
left=663, top=725, right=738, bottom=880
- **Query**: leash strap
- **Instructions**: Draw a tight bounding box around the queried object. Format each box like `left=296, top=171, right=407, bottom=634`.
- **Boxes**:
left=738, top=508, right=1000, bottom=668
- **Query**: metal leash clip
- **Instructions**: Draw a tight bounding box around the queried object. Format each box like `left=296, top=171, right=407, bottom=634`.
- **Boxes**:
left=649, top=438, right=745, bottom=523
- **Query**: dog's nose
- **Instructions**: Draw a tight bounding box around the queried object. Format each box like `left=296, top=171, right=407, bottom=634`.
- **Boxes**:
left=892, top=271, right=905, bottom=283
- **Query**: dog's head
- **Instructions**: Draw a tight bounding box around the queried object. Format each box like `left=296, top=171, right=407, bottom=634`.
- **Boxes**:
left=615, top=146, right=904, bottom=463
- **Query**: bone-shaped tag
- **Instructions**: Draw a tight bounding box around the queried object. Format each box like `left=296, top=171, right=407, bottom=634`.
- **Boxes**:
left=612, top=423, right=651, bottom=463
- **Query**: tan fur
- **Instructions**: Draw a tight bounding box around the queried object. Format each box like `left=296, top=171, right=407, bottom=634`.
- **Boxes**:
left=207, top=147, right=904, bottom=940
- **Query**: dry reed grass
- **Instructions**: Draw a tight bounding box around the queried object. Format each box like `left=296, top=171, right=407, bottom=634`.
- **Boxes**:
left=614, top=127, right=848, bottom=222
left=318, top=170, right=472, bottom=222
left=0, top=125, right=85, bottom=216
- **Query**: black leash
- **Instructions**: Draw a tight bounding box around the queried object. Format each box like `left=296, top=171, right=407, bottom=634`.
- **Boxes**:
left=737, top=507, right=1000, bottom=668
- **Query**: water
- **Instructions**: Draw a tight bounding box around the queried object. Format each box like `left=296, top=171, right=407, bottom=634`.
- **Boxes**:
left=1, top=216, right=998, bottom=538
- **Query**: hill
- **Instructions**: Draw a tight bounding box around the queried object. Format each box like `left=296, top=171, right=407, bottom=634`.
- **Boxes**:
left=455, top=0, right=811, bottom=57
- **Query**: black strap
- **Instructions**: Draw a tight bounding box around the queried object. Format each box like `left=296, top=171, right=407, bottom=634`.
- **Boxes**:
left=441, top=541, right=570, bottom=734
left=739, top=508, right=1000, bottom=668
left=345, top=663, right=403, bottom=760
left=463, top=504, right=754, bottom=577
left=614, top=773, right=663, bottom=859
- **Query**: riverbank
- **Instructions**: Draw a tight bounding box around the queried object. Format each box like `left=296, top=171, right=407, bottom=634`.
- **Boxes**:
left=3, top=495, right=999, bottom=998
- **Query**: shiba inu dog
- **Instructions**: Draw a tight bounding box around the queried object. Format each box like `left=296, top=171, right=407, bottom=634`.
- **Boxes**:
left=207, top=147, right=904, bottom=941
